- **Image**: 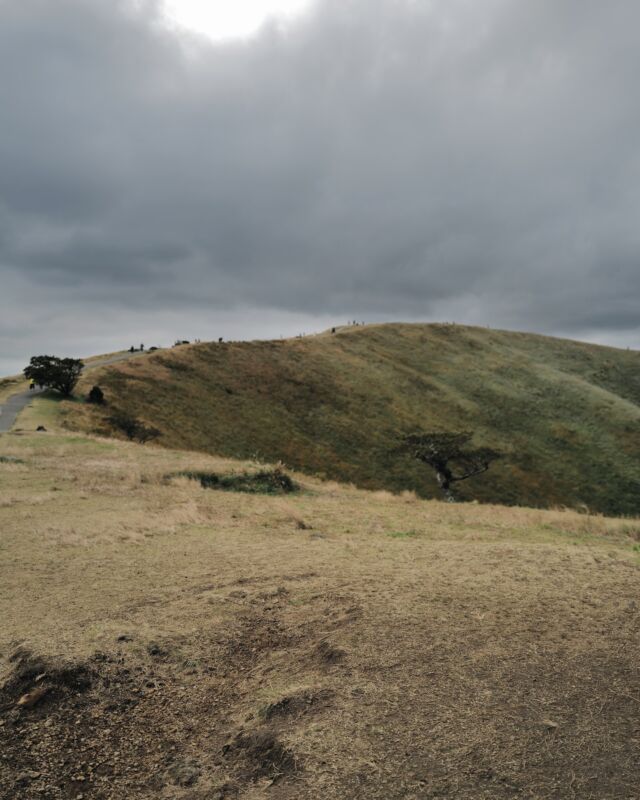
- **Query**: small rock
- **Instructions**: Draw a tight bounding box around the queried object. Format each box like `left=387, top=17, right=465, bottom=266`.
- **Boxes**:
left=147, top=642, right=166, bottom=657
left=17, top=686, right=49, bottom=708
left=117, top=634, right=133, bottom=642
left=168, top=762, right=201, bottom=787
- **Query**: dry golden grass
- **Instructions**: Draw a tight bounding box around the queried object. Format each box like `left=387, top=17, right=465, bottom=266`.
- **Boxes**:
left=62, top=323, right=640, bottom=516
left=0, top=374, right=27, bottom=403
left=1, top=430, right=639, bottom=799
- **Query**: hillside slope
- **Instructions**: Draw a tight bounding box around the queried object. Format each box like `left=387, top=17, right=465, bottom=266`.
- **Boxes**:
left=68, top=323, right=640, bottom=514
left=1, top=431, right=640, bottom=799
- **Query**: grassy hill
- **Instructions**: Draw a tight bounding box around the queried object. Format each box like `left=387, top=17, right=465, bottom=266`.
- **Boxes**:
left=1, top=429, right=640, bottom=799
left=66, top=323, right=640, bottom=515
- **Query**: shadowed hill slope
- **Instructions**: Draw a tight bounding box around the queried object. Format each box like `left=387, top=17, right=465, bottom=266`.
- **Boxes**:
left=69, top=323, right=640, bottom=514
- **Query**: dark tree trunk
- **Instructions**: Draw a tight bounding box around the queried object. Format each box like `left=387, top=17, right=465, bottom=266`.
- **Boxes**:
left=435, top=467, right=456, bottom=502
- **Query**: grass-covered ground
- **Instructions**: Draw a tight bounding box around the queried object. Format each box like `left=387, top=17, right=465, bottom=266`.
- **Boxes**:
left=1, top=429, right=639, bottom=799
left=0, top=374, right=27, bottom=403
left=62, top=323, right=640, bottom=515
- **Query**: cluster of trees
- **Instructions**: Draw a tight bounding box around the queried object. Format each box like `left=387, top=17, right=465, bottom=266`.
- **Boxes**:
left=24, top=356, right=104, bottom=405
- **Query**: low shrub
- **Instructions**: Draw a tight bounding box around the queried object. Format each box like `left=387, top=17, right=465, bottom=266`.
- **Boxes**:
left=387, top=530, right=418, bottom=539
left=174, top=468, right=298, bottom=494
left=108, top=412, right=160, bottom=444
left=87, top=385, right=105, bottom=405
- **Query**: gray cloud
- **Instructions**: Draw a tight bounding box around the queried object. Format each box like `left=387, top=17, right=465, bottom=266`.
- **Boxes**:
left=1, top=0, right=640, bottom=373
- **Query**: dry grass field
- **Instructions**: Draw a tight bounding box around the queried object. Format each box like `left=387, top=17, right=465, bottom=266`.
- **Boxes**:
left=1, top=429, right=640, bottom=799
left=0, top=375, right=27, bottom=404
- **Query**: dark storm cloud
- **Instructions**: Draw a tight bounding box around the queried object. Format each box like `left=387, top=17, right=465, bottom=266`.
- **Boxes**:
left=2, top=0, right=640, bottom=372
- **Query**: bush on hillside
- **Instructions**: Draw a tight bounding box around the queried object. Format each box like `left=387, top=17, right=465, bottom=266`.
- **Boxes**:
left=87, top=385, right=105, bottom=405
left=108, top=412, right=160, bottom=444
left=174, top=468, right=298, bottom=494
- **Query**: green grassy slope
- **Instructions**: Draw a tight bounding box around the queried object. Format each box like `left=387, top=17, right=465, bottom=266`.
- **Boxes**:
left=70, top=324, right=640, bottom=515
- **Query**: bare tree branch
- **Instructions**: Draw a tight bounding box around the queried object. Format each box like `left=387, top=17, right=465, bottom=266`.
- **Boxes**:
left=399, top=431, right=501, bottom=501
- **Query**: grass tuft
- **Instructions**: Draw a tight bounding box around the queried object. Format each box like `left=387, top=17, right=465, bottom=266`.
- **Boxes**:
left=387, top=530, right=418, bottom=539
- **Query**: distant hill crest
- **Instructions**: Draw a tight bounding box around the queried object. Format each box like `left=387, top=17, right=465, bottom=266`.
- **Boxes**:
left=67, top=323, right=640, bottom=515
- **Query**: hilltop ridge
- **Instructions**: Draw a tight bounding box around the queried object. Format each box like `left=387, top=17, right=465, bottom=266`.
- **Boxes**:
left=64, top=323, right=640, bottom=515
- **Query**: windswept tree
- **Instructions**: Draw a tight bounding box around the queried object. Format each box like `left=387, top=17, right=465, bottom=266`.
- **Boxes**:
left=24, top=355, right=84, bottom=397
left=401, top=431, right=500, bottom=501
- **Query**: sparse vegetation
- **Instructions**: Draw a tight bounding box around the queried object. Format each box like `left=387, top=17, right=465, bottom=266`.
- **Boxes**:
left=108, top=411, right=160, bottom=443
left=175, top=468, right=298, bottom=494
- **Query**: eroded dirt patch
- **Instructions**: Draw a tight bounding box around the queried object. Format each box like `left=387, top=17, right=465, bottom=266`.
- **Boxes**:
left=0, top=597, right=339, bottom=800
left=0, top=650, right=180, bottom=799
left=261, top=689, right=334, bottom=722
left=222, top=730, right=298, bottom=783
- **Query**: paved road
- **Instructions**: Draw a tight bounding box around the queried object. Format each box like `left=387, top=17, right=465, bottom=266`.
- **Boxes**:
left=0, top=351, right=148, bottom=433
left=0, top=388, right=46, bottom=432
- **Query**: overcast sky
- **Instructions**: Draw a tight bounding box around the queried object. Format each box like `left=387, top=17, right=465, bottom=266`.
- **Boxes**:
left=1, top=0, right=639, bottom=375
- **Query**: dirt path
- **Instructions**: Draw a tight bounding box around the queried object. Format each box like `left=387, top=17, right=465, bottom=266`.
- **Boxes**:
left=0, top=351, right=148, bottom=433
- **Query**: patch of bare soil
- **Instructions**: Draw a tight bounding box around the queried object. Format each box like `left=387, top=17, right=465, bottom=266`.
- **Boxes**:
left=0, top=645, right=306, bottom=799
left=4, top=579, right=640, bottom=800
left=222, top=730, right=297, bottom=783
left=1, top=648, right=179, bottom=799
left=260, top=689, right=334, bottom=722
left=0, top=591, right=345, bottom=800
